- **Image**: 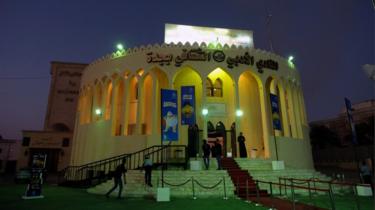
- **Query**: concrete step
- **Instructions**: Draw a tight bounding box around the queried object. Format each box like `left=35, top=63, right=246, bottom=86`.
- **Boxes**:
left=88, top=169, right=236, bottom=198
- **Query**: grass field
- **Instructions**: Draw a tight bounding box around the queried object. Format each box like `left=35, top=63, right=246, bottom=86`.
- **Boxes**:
left=1, top=183, right=373, bottom=210
left=0, top=184, right=268, bottom=210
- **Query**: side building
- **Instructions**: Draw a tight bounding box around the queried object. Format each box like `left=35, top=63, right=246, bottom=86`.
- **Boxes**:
left=18, top=61, right=87, bottom=172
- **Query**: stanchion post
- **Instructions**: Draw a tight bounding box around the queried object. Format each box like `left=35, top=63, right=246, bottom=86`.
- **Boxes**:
left=353, top=184, right=360, bottom=210
left=270, top=182, right=275, bottom=210
left=308, top=180, right=312, bottom=203
left=291, top=181, right=296, bottom=210
left=256, top=180, right=260, bottom=205
left=328, top=188, right=336, bottom=210
left=246, top=179, right=249, bottom=201
left=223, top=176, right=227, bottom=200
left=236, top=177, right=239, bottom=197
left=284, top=178, right=287, bottom=196
left=192, top=177, right=196, bottom=199
left=279, top=177, right=281, bottom=196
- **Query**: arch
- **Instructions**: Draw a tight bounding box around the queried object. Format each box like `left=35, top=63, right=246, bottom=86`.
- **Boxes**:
left=207, top=121, right=215, bottom=132
left=148, top=67, right=169, bottom=135
left=238, top=71, right=264, bottom=157
left=206, top=67, right=235, bottom=134
left=173, top=66, right=203, bottom=145
left=139, top=73, right=153, bottom=135
left=126, top=76, right=138, bottom=135
left=285, top=81, right=298, bottom=138
left=112, top=77, right=125, bottom=136
left=265, top=77, right=283, bottom=137
left=104, top=80, right=113, bottom=120
left=94, top=83, right=103, bottom=121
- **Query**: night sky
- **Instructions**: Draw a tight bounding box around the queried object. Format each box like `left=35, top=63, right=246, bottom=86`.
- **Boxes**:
left=0, top=0, right=373, bottom=140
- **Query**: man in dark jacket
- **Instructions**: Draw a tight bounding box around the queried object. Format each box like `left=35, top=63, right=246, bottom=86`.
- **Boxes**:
left=237, top=132, right=248, bottom=158
left=202, top=140, right=211, bottom=170
left=106, top=158, right=127, bottom=199
left=215, top=139, right=222, bottom=170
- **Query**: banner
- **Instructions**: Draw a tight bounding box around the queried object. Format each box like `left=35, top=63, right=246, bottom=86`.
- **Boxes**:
left=345, top=98, right=358, bottom=145
left=181, top=86, right=196, bottom=125
left=23, top=154, right=46, bottom=199
left=161, top=89, right=178, bottom=141
left=270, top=94, right=282, bottom=130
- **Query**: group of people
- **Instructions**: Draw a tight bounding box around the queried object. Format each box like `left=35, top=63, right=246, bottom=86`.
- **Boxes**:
left=202, top=132, right=248, bottom=170
left=202, top=139, right=223, bottom=170
left=105, top=155, right=153, bottom=199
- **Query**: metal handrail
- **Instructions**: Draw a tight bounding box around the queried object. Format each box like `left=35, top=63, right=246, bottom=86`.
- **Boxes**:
left=59, top=144, right=188, bottom=187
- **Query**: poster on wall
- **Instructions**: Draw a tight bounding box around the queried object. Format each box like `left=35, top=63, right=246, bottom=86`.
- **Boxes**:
left=22, top=154, right=47, bottom=199
left=181, top=86, right=196, bottom=125
left=161, top=89, right=179, bottom=141
left=270, top=93, right=282, bottom=131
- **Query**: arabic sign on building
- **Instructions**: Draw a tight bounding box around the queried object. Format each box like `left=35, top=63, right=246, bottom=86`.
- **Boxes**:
left=165, top=23, right=254, bottom=48
left=146, top=48, right=278, bottom=73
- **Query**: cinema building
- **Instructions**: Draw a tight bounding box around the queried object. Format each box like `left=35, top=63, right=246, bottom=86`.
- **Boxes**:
left=71, top=25, right=313, bottom=169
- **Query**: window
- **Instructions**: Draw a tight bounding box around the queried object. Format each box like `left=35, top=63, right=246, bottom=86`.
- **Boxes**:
left=213, top=79, right=223, bottom=97
left=206, top=78, right=223, bottom=97
left=206, top=78, right=213, bottom=96
left=22, top=137, right=30, bottom=146
left=62, top=138, right=70, bottom=147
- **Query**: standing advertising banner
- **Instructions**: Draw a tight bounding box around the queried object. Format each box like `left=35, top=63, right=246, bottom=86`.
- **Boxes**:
left=22, top=154, right=47, bottom=199
left=181, top=86, right=196, bottom=125
left=161, top=89, right=178, bottom=141
left=270, top=93, right=282, bottom=130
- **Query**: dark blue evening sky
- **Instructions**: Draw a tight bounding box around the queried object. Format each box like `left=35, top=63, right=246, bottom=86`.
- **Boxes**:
left=0, top=0, right=374, bottom=139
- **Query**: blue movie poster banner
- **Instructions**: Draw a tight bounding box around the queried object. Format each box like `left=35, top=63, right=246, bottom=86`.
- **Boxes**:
left=270, top=93, right=282, bottom=130
left=161, top=89, right=178, bottom=141
left=181, top=86, right=196, bottom=125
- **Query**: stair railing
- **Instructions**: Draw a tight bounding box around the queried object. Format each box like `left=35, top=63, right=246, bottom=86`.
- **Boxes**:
left=59, top=144, right=187, bottom=187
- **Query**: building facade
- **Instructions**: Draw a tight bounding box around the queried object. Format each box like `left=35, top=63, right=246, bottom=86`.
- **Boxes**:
left=18, top=61, right=87, bottom=172
left=0, top=138, right=21, bottom=173
left=71, top=43, right=313, bottom=169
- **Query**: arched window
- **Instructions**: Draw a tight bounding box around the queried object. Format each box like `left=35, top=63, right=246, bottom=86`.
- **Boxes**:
left=206, top=78, right=213, bottom=97
left=213, top=78, right=223, bottom=97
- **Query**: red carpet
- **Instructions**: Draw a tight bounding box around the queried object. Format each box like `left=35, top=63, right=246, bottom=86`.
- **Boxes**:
left=221, top=158, right=326, bottom=210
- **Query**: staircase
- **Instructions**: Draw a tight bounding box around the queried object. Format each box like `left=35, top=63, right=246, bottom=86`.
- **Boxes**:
left=221, top=158, right=268, bottom=198
left=222, top=158, right=327, bottom=210
left=88, top=170, right=235, bottom=198
left=58, top=144, right=188, bottom=188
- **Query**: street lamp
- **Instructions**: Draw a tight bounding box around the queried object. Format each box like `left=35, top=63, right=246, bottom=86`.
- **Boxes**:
left=116, top=43, right=124, bottom=51
left=95, top=108, right=102, bottom=116
left=202, top=108, right=208, bottom=116
left=236, top=109, right=243, bottom=117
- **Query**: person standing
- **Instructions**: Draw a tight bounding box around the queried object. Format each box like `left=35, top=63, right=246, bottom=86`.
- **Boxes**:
left=106, top=158, right=127, bottom=199
left=215, top=139, right=222, bottom=170
left=143, top=155, right=153, bottom=187
left=360, top=161, right=373, bottom=190
left=202, top=140, right=211, bottom=170
left=237, top=132, right=248, bottom=158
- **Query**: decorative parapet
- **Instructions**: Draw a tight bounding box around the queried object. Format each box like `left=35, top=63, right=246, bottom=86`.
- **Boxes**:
left=85, top=42, right=293, bottom=72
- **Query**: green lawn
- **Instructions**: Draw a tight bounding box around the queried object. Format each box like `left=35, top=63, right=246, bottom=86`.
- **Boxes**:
left=1, top=184, right=373, bottom=210
left=280, top=192, right=374, bottom=210
left=0, top=184, right=268, bottom=210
